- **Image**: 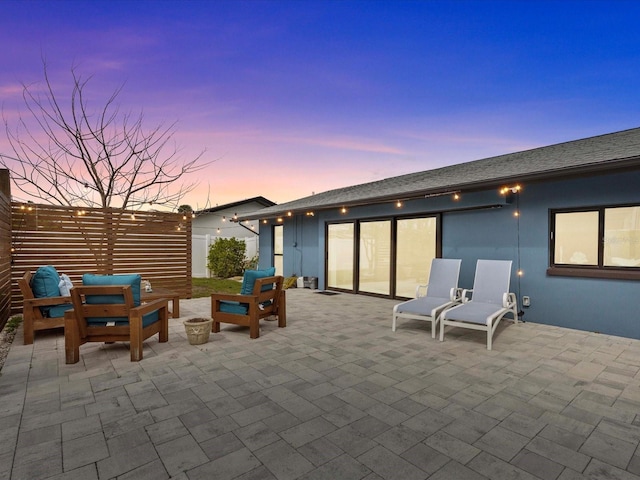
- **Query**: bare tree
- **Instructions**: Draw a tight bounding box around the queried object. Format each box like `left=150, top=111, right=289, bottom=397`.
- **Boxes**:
left=1, top=63, right=208, bottom=210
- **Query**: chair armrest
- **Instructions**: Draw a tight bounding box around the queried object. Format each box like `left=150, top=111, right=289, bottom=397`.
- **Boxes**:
left=211, top=293, right=257, bottom=304
left=449, top=287, right=463, bottom=301
left=503, top=292, right=517, bottom=308
left=461, top=289, right=473, bottom=303
left=24, top=296, right=72, bottom=307
left=415, top=284, right=428, bottom=298
left=135, top=298, right=169, bottom=315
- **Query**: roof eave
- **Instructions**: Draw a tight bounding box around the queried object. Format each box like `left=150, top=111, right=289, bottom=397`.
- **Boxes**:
left=237, top=155, right=640, bottom=221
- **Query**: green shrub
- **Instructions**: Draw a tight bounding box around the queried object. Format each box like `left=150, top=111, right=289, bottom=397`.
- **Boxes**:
left=207, top=237, right=247, bottom=278
left=243, top=254, right=259, bottom=271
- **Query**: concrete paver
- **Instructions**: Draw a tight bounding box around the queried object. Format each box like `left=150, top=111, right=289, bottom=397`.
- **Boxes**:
left=2, top=288, right=640, bottom=479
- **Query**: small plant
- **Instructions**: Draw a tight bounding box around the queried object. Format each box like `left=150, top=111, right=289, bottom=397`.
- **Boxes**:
left=4, top=316, right=22, bottom=334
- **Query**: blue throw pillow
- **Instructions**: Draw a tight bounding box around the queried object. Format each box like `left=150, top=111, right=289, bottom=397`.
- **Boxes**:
left=81, top=274, right=158, bottom=326
left=219, top=301, right=249, bottom=315
left=31, top=266, right=62, bottom=298
left=82, top=274, right=142, bottom=306
left=48, top=303, right=74, bottom=318
left=240, top=268, right=276, bottom=295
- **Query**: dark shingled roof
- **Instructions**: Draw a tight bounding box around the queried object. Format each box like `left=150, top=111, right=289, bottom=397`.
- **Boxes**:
left=196, top=196, right=275, bottom=215
left=238, top=127, right=640, bottom=221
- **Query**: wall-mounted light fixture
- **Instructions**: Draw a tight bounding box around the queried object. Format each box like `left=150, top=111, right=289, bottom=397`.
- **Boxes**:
left=500, top=185, right=522, bottom=195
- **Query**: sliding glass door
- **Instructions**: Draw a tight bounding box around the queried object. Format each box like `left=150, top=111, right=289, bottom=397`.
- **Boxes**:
left=326, top=215, right=439, bottom=298
left=395, top=217, right=437, bottom=298
left=273, top=225, right=283, bottom=275
left=359, top=220, right=391, bottom=295
left=327, top=223, right=354, bottom=290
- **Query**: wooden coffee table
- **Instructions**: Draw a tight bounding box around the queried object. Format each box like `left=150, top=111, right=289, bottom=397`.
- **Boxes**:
left=142, top=287, right=180, bottom=318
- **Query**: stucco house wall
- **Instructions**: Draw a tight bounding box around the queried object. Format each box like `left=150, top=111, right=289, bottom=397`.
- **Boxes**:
left=252, top=128, right=640, bottom=340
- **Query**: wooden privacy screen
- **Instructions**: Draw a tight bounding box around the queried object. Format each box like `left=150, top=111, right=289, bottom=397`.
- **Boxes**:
left=0, top=171, right=12, bottom=329
left=9, top=202, right=192, bottom=316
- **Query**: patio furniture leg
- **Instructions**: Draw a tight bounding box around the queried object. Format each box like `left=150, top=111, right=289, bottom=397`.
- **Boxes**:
left=278, top=291, right=286, bottom=328
left=64, top=314, right=81, bottom=364
left=249, top=316, right=260, bottom=339
left=130, top=315, right=143, bottom=362
left=159, top=307, right=169, bottom=343
left=24, top=314, right=34, bottom=345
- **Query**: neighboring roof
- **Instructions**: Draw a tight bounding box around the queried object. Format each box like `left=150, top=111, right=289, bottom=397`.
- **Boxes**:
left=238, top=127, right=640, bottom=221
left=196, top=196, right=276, bottom=215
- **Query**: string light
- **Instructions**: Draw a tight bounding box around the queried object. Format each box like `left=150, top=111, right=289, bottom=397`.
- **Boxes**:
left=396, top=200, right=403, bottom=208
left=453, top=193, right=460, bottom=200
left=500, top=185, right=522, bottom=195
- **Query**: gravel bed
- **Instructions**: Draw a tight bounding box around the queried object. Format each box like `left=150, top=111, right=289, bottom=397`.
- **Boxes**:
left=0, top=326, right=17, bottom=372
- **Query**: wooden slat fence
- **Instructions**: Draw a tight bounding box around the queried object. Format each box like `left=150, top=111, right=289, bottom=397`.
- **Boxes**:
left=10, top=202, right=192, bottom=316
left=0, top=170, right=12, bottom=328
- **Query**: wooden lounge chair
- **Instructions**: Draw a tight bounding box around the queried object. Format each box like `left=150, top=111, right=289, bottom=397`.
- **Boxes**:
left=64, top=274, right=169, bottom=363
left=19, top=269, right=73, bottom=345
left=211, top=271, right=286, bottom=339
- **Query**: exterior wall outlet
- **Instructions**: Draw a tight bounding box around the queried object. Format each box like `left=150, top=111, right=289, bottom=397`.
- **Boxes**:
left=522, top=296, right=530, bottom=307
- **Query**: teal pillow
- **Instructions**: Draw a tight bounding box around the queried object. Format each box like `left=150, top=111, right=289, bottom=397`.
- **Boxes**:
left=85, top=311, right=159, bottom=328
left=48, top=303, right=74, bottom=318
left=31, top=266, right=62, bottom=298
left=240, top=268, right=276, bottom=295
left=219, top=301, right=249, bottom=315
left=82, top=274, right=142, bottom=306
left=81, top=274, right=159, bottom=327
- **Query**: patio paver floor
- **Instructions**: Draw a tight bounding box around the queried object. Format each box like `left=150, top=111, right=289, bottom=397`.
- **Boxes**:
left=1, top=288, right=640, bottom=479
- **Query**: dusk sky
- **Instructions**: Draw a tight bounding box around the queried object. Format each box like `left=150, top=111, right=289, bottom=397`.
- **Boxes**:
left=1, top=0, right=639, bottom=209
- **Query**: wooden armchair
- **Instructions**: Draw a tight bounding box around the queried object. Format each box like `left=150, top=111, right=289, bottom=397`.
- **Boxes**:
left=211, top=275, right=286, bottom=339
left=64, top=284, right=169, bottom=363
left=19, top=270, right=73, bottom=345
